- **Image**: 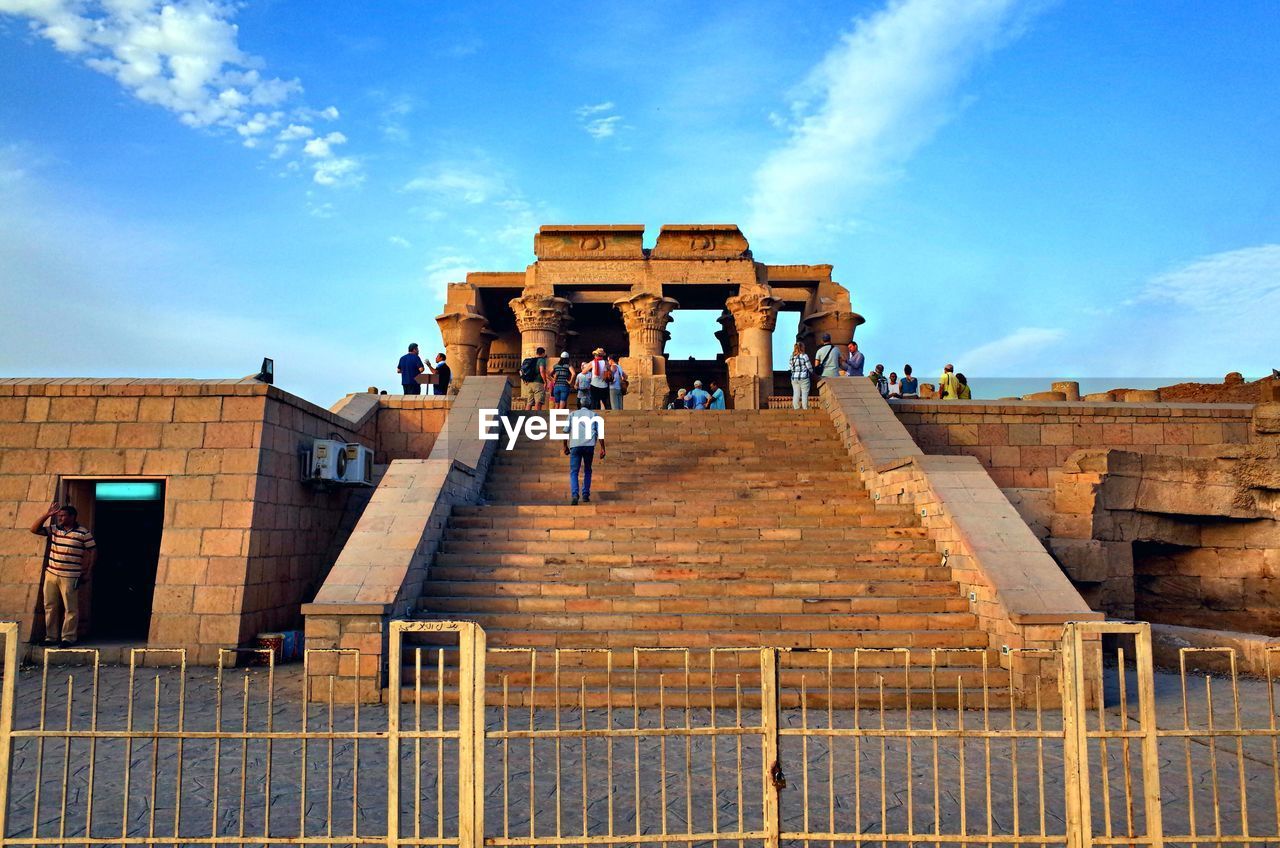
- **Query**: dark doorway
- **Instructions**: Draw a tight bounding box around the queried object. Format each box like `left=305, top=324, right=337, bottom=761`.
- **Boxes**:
left=64, top=480, right=166, bottom=641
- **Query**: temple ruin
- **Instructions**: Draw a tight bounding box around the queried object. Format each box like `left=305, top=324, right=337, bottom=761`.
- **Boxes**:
left=434, top=224, right=863, bottom=409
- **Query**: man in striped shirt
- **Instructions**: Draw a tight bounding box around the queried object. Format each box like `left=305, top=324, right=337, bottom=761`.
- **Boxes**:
left=29, top=503, right=96, bottom=647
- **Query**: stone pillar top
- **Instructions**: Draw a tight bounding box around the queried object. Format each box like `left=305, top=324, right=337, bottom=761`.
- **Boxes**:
left=652, top=224, right=750, bottom=260
left=534, top=225, right=646, bottom=260
left=725, top=291, right=782, bottom=332
left=613, top=291, right=680, bottom=327
left=509, top=293, right=572, bottom=333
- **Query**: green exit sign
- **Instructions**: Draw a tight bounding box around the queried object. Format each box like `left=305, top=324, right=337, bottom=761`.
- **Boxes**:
left=94, top=481, right=163, bottom=501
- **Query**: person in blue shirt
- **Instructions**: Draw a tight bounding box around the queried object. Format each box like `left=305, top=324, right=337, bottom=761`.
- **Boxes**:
left=685, top=381, right=711, bottom=410
left=708, top=382, right=726, bottom=409
left=397, top=343, right=426, bottom=394
left=899, top=364, right=919, bottom=398
left=843, top=341, right=865, bottom=377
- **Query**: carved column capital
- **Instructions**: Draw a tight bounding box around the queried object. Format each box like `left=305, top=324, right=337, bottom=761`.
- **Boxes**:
left=435, top=310, right=488, bottom=346
left=801, top=307, right=864, bottom=347
left=725, top=292, right=782, bottom=332
left=715, top=309, right=738, bottom=358
left=509, top=293, right=572, bottom=335
left=614, top=291, right=679, bottom=331
left=614, top=291, right=679, bottom=358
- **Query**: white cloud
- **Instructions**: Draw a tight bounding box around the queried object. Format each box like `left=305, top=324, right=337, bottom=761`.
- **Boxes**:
left=377, top=94, right=414, bottom=143
left=575, top=101, right=615, bottom=117
left=302, top=131, right=347, bottom=158
left=1137, top=244, right=1280, bottom=315
left=277, top=123, right=314, bottom=141
left=403, top=166, right=508, bottom=204
left=583, top=115, right=622, bottom=139
left=747, top=0, right=1037, bottom=243
left=954, top=327, right=1066, bottom=373
left=423, top=254, right=474, bottom=293
left=574, top=101, right=625, bottom=140
left=388, top=235, right=412, bottom=249
left=1, top=0, right=299, bottom=127
left=0, top=0, right=358, bottom=187
left=1081, top=244, right=1280, bottom=376
left=298, top=131, right=361, bottom=186
left=312, top=156, right=361, bottom=187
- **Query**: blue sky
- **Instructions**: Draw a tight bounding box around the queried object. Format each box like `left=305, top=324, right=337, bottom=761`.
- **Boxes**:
left=1, top=0, right=1277, bottom=404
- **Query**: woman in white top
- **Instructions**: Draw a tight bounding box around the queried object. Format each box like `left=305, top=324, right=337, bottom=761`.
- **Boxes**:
left=886, top=371, right=902, bottom=399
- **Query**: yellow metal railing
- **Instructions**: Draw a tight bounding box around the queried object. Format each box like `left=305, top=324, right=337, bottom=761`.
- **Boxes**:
left=0, top=620, right=1276, bottom=847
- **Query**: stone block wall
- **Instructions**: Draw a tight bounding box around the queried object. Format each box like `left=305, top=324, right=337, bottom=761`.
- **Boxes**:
left=1051, top=448, right=1280, bottom=633
left=235, top=390, right=378, bottom=647
left=370, top=396, right=450, bottom=464
left=303, top=376, right=511, bottom=701
left=0, top=379, right=272, bottom=656
left=892, top=400, right=1256, bottom=488
left=818, top=378, right=1101, bottom=699
left=0, top=378, right=439, bottom=663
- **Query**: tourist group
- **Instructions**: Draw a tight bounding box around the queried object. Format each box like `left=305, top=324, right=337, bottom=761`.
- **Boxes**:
left=789, top=336, right=971, bottom=408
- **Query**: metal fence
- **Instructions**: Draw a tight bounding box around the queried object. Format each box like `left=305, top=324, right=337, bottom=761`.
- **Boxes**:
left=0, top=620, right=1276, bottom=847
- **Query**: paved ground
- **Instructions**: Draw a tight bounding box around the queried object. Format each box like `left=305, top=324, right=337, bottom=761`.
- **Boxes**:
left=2, top=659, right=1277, bottom=845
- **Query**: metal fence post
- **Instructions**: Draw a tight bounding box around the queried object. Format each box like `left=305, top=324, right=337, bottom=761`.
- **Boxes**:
left=0, top=622, right=16, bottom=845
left=387, top=621, right=404, bottom=848
left=760, top=647, right=780, bottom=848
left=457, top=622, right=486, bottom=848
left=1132, top=624, right=1165, bottom=848
left=1060, top=623, right=1092, bottom=848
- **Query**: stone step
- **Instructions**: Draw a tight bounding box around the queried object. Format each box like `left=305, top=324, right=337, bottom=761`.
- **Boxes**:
left=481, top=487, right=870, bottom=503
left=421, top=576, right=961, bottom=598
left=428, top=559, right=947, bottom=579
left=410, top=621, right=991, bottom=650
left=447, top=512, right=905, bottom=529
left=412, top=609, right=979, bottom=634
left=436, top=538, right=937, bottom=556
left=442, top=526, right=928, bottom=543
left=385, top=682, right=1008, bottom=710
left=423, top=594, right=970, bottom=616
left=451, top=502, right=905, bottom=518
left=395, top=642, right=994, bottom=671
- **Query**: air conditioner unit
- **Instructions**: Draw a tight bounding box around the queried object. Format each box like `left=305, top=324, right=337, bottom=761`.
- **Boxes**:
left=340, top=443, right=374, bottom=486
left=309, top=439, right=348, bottom=482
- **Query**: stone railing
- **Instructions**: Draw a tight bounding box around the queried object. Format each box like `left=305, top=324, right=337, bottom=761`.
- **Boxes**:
left=487, top=353, right=519, bottom=374
left=301, top=376, right=511, bottom=701
left=817, top=377, right=1101, bottom=696
left=765, top=395, right=817, bottom=409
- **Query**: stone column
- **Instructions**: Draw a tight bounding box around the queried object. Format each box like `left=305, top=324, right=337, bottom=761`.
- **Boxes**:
left=725, top=292, right=781, bottom=409
left=435, top=310, right=488, bottom=389
left=715, top=309, right=738, bottom=358
left=509, top=293, right=572, bottom=359
left=802, top=307, right=861, bottom=356
left=476, top=329, right=498, bottom=375
left=614, top=291, right=679, bottom=409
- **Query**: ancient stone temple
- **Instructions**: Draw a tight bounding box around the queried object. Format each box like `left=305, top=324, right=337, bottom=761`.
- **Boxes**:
left=435, top=224, right=863, bottom=409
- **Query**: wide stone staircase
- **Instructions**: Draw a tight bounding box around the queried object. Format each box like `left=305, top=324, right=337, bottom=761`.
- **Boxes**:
left=404, top=409, right=1003, bottom=706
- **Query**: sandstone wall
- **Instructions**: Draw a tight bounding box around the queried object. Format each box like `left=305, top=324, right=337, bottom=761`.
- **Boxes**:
left=371, top=396, right=450, bottom=463
left=892, top=400, right=1255, bottom=488
left=0, top=379, right=454, bottom=661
